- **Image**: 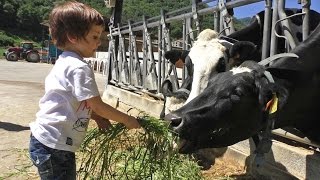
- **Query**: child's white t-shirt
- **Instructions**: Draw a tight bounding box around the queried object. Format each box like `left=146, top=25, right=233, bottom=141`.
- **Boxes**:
left=29, top=51, right=100, bottom=152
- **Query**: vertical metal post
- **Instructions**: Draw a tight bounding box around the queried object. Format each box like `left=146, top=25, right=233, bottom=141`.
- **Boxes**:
left=182, top=19, right=187, bottom=82
left=158, top=10, right=164, bottom=93
left=214, top=11, right=220, bottom=32
left=161, top=19, right=167, bottom=89
left=301, top=0, right=310, bottom=41
left=192, top=0, right=201, bottom=33
left=109, top=0, right=123, bottom=57
left=142, top=16, right=148, bottom=89
left=128, top=21, right=133, bottom=86
left=105, top=36, right=112, bottom=86
left=270, top=0, right=279, bottom=56
left=163, top=15, right=179, bottom=91
left=218, top=0, right=235, bottom=35
left=128, top=21, right=141, bottom=87
left=226, top=0, right=235, bottom=34
left=186, top=18, right=195, bottom=44
left=261, top=0, right=272, bottom=59
left=219, top=0, right=225, bottom=35
left=117, top=24, right=124, bottom=84
left=107, top=0, right=123, bottom=86
left=278, top=0, right=297, bottom=49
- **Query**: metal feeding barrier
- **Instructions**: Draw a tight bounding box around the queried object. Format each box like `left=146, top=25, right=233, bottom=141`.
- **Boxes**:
left=102, top=0, right=319, bottom=150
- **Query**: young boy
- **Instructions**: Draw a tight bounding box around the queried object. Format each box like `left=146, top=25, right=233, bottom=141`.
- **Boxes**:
left=29, top=1, right=141, bottom=179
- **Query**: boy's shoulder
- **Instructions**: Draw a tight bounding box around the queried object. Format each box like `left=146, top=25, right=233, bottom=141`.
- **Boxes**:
left=57, top=52, right=89, bottom=67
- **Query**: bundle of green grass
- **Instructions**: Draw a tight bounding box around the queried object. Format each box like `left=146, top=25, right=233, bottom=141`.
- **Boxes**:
left=78, top=115, right=203, bottom=180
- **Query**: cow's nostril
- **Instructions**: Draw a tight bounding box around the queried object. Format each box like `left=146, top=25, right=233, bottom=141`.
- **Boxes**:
left=171, top=117, right=182, bottom=127
left=164, top=114, right=182, bottom=127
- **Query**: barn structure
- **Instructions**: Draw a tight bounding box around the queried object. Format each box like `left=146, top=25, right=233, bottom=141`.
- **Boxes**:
left=86, top=0, right=320, bottom=179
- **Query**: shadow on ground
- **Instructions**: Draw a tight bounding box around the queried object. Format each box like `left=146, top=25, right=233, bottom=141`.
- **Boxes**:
left=0, top=121, right=29, bottom=131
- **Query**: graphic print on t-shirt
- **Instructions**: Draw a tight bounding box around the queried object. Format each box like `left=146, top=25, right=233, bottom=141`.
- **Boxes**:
left=73, top=101, right=91, bottom=132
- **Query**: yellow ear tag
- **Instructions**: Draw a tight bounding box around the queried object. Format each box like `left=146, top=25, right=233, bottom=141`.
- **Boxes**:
left=269, top=94, right=278, bottom=114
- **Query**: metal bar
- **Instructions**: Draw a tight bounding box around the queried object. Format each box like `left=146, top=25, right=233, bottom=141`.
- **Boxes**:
left=225, top=0, right=235, bottom=34
left=104, top=38, right=113, bottom=87
left=301, top=0, right=311, bottom=41
left=158, top=10, right=163, bottom=93
left=214, top=11, right=220, bottom=32
left=128, top=21, right=133, bottom=86
left=111, top=0, right=264, bottom=35
left=192, top=0, right=201, bottom=33
left=160, top=16, right=166, bottom=89
left=142, top=16, right=148, bottom=89
left=109, top=0, right=123, bottom=62
left=219, top=0, right=225, bottom=35
left=198, top=0, right=264, bottom=15
left=272, top=129, right=320, bottom=149
left=261, top=0, right=272, bottom=59
left=278, top=0, right=298, bottom=49
left=270, top=0, right=279, bottom=56
left=182, top=19, right=187, bottom=82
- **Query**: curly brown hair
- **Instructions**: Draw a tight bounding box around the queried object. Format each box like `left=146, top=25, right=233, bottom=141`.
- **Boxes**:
left=49, top=1, right=104, bottom=49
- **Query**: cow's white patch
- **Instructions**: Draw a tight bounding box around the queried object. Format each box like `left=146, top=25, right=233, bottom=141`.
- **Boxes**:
left=230, top=67, right=252, bottom=75
left=196, top=29, right=218, bottom=41
left=185, top=29, right=226, bottom=104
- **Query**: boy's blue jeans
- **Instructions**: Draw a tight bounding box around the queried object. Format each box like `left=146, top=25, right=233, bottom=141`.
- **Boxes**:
left=29, top=134, right=76, bottom=180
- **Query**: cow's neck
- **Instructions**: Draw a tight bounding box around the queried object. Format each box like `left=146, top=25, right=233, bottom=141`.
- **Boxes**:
left=228, top=16, right=262, bottom=47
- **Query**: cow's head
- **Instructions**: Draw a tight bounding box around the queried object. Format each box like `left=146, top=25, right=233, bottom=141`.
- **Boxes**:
left=161, top=29, right=260, bottom=117
left=164, top=61, right=288, bottom=153
left=185, top=29, right=259, bottom=104
left=183, top=29, right=226, bottom=104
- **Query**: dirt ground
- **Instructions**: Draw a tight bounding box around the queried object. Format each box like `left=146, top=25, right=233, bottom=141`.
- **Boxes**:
left=0, top=59, right=251, bottom=180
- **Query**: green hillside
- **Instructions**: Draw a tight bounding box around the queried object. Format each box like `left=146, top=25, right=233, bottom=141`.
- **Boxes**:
left=0, top=0, right=109, bottom=58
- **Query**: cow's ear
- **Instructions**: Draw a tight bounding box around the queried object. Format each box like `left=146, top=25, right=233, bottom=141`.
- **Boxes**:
left=180, top=51, right=190, bottom=63
left=161, top=79, right=173, bottom=97
left=165, top=50, right=189, bottom=64
left=254, top=72, right=288, bottom=113
left=230, top=41, right=257, bottom=61
left=252, top=70, right=275, bottom=112
left=257, top=83, right=275, bottom=112
left=165, top=50, right=181, bottom=64
left=184, top=56, right=193, bottom=76
left=165, top=50, right=190, bottom=68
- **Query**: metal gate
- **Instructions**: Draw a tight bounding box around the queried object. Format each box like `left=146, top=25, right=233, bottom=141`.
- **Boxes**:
left=102, top=0, right=319, bottom=148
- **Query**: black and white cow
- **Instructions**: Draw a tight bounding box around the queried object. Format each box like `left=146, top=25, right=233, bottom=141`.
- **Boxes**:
left=226, top=8, right=320, bottom=57
left=164, top=22, right=320, bottom=154
left=162, top=8, right=320, bottom=114
left=161, top=29, right=258, bottom=117
left=161, top=29, right=224, bottom=116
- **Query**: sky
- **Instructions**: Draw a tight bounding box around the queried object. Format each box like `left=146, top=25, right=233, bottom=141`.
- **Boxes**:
left=210, top=1, right=320, bottom=18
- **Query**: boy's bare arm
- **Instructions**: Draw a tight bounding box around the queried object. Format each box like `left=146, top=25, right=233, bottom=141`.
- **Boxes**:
left=86, top=96, right=140, bottom=129
left=91, top=111, right=112, bottom=130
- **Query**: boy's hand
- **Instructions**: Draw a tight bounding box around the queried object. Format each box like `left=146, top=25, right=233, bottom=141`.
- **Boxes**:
left=94, top=118, right=112, bottom=131
left=124, top=116, right=141, bottom=129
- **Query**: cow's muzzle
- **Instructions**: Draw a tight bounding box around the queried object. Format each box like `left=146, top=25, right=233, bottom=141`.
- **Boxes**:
left=164, top=113, right=183, bottom=130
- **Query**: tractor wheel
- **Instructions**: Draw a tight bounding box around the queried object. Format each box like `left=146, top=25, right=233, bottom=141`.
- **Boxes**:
left=26, top=52, right=40, bottom=63
left=6, top=52, right=18, bottom=61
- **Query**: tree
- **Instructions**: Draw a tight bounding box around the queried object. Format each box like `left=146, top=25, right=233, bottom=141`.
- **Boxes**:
left=0, top=0, right=19, bottom=28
